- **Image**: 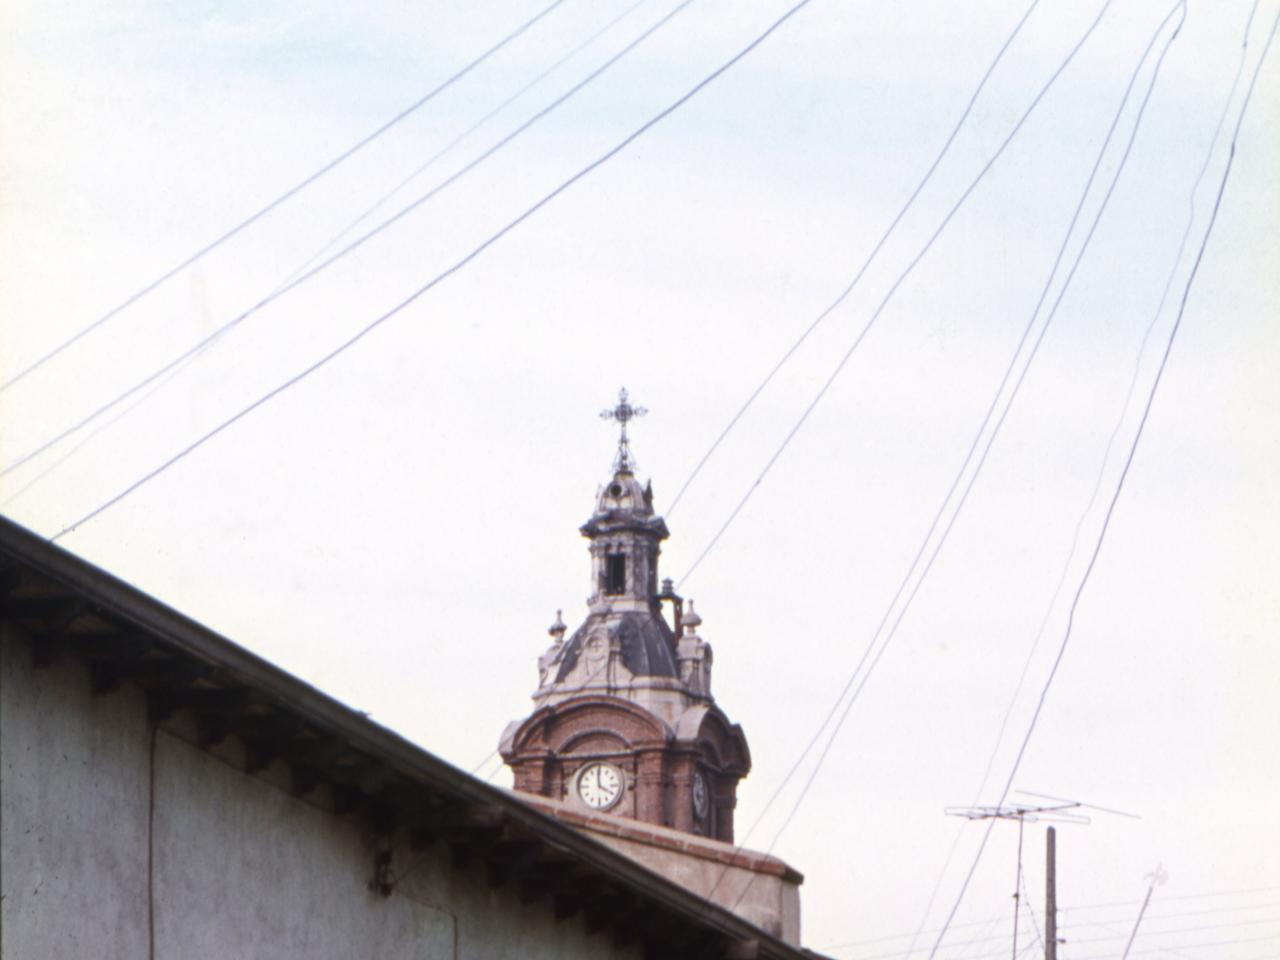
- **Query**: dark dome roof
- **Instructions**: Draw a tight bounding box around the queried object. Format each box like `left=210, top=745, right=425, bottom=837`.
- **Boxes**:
left=554, top=610, right=678, bottom=683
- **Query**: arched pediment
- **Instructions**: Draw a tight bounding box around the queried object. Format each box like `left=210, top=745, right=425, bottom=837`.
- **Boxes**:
left=504, top=695, right=673, bottom=758
left=559, top=730, right=630, bottom=755
left=673, top=703, right=751, bottom=775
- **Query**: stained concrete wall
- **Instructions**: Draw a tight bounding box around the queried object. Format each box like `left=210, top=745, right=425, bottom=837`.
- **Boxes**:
left=587, top=827, right=801, bottom=947
left=1, top=630, right=645, bottom=959
left=0, top=625, right=151, bottom=958
left=513, top=793, right=802, bottom=946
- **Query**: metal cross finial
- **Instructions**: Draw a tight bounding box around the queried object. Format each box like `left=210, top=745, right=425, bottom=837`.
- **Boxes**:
left=599, top=387, right=647, bottom=471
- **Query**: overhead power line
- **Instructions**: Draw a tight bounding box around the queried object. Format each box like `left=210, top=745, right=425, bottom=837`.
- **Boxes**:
left=1068, top=933, right=1280, bottom=960
left=726, top=0, right=1187, bottom=937
left=834, top=912, right=1280, bottom=960
left=0, top=348, right=202, bottom=511
left=1, top=0, right=699, bottom=483
left=822, top=891, right=1280, bottom=952
left=1020, top=873, right=1045, bottom=954
left=834, top=924, right=1045, bottom=960
left=281, top=0, right=655, bottom=288
left=712, top=0, right=1182, bottom=931
left=898, top=0, right=1222, bottom=945
left=739, top=0, right=1177, bottom=870
left=0, top=0, right=657, bottom=503
left=1064, top=899, right=1280, bottom=925
left=695, top=0, right=1152, bottom=922
left=659, top=0, right=1054, bottom=913
left=0, top=0, right=571, bottom=393
left=924, top=8, right=1278, bottom=959
left=1086, top=916, right=1280, bottom=947
left=664, top=0, right=1047, bottom=518
left=966, top=0, right=1267, bottom=838
left=48, top=0, right=819, bottom=541
left=902, top=931, right=1280, bottom=960
left=676, top=0, right=1120, bottom=588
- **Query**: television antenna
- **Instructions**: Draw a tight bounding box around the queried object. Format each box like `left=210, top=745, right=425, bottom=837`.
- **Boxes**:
left=946, top=791, right=1139, bottom=960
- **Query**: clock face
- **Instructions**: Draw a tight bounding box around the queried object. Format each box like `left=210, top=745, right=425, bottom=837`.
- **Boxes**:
left=692, top=771, right=709, bottom=819
left=578, top=763, right=623, bottom=810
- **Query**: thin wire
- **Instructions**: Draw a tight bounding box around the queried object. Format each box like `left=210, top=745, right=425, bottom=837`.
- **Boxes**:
left=957, top=916, right=1025, bottom=960
left=0, top=0, right=571, bottom=393
left=661, top=0, right=1046, bottom=518
left=281, top=0, right=654, bottom=288
left=1122, top=883, right=1161, bottom=960
left=775, top=0, right=1189, bottom=936
left=898, top=0, right=1195, bottom=941
left=966, top=0, right=1263, bottom=841
left=949, top=915, right=1013, bottom=960
left=835, top=912, right=1280, bottom=960
left=1068, top=934, right=1280, bottom=960
left=1085, top=926, right=1244, bottom=960
left=910, top=933, right=1280, bottom=960
left=0, top=350, right=199, bottom=510
left=1, top=0, right=699, bottom=482
left=900, top=0, right=1208, bottom=947
left=0, top=3, right=661, bottom=503
left=1063, top=892, right=1280, bottom=916
left=1085, top=917, right=1280, bottom=947
left=1021, top=872, right=1045, bottom=953
left=962, top=921, right=1044, bottom=960
left=677, top=0, right=1119, bottom=589
left=1013, top=818, right=1026, bottom=960
left=49, top=0, right=818, bottom=541
left=926, top=10, right=1277, bottom=958
left=839, top=925, right=1043, bottom=960
left=823, top=892, right=1280, bottom=952
left=826, top=919, right=1035, bottom=955
left=702, top=0, right=1138, bottom=917
left=1063, top=902, right=1280, bottom=929
left=730, top=0, right=1178, bottom=916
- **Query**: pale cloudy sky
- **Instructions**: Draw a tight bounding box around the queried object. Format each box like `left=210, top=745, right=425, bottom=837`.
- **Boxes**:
left=2, top=0, right=1278, bottom=955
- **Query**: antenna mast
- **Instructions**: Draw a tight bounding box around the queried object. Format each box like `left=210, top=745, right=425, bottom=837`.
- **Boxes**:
left=946, top=802, right=1087, bottom=960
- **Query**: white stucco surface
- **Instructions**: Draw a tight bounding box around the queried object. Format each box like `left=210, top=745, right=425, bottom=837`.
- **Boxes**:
left=0, top=626, right=151, bottom=958
left=1, top=630, right=649, bottom=959
left=513, top=790, right=802, bottom=945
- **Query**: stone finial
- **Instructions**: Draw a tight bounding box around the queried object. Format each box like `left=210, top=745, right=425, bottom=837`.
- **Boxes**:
left=538, top=611, right=568, bottom=688
left=682, top=599, right=702, bottom=636
left=548, top=610, right=567, bottom=643
left=676, top=600, right=711, bottom=698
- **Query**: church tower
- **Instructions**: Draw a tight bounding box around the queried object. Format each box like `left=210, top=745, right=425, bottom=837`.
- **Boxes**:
left=500, top=390, right=751, bottom=841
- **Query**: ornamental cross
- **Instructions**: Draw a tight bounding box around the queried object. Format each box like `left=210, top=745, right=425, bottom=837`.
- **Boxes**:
left=599, top=387, right=647, bottom=471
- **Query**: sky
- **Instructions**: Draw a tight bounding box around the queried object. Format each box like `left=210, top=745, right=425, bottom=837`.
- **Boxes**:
left=2, top=0, right=1278, bottom=956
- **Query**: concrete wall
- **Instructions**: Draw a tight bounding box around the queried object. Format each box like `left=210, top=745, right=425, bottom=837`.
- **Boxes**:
left=0, top=625, right=151, bottom=958
left=1, top=630, right=644, bottom=960
left=513, top=793, right=802, bottom=946
left=589, top=827, right=801, bottom=947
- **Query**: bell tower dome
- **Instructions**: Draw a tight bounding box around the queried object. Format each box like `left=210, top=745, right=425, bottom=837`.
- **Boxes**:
left=500, top=390, right=751, bottom=841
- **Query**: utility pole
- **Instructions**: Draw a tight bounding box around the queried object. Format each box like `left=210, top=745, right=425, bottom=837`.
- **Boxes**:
left=945, top=791, right=1138, bottom=960
left=945, top=803, right=1086, bottom=960
left=1045, top=826, right=1057, bottom=960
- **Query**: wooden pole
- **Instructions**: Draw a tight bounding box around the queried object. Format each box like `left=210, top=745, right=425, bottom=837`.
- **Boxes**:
left=1045, top=826, right=1057, bottom=960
